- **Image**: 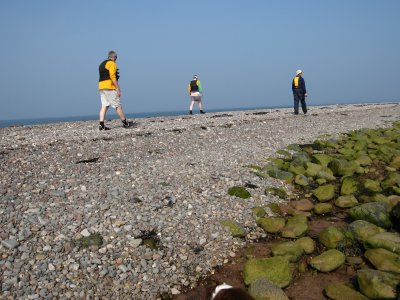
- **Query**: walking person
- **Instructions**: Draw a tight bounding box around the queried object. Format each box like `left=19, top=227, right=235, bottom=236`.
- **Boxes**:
left=188, top=75, right=206, bottom=115
left=98, top=50, right=134, bottom=130
left=292, top=69, right=308, bottom=115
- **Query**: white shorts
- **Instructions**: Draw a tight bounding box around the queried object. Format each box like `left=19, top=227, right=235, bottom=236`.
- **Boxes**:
left=100, top=90, right=120, bottom=108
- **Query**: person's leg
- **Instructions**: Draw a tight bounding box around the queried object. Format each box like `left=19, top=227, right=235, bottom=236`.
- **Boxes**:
left=293, top=92, right=300, bottom=114
left=189, top=98, right=195, bottom=114
left=300, top=95, right=307, bottom=114
left=198, top=100, right=206, bottom=114
left=116, top=105, right=127, bottom=121
left=99, top=106, right=109, bottom=122
left=99, top=90, right=111, bottom=130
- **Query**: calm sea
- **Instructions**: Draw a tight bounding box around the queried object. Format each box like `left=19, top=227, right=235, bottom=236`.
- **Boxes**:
left=0, top=106, right=284, bottom=129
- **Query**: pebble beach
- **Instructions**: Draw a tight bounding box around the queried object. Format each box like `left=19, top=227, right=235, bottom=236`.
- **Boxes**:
left=1, top=102, right=400, bottom=299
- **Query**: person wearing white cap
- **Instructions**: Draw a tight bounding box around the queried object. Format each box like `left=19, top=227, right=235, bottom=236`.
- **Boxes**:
left=292, top=70, right=308, bottom=115
left=188, top=75, right=206, bottom=115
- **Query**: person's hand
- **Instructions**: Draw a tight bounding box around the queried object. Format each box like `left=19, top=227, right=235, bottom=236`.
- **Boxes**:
left=305, top=93, right=308, bottom=97
left=117, top=89, right=121, bottom=97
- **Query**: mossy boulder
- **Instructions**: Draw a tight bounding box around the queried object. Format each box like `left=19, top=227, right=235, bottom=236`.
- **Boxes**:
left=252, top=207, right=266, bottom=218
left=312, top=184, right=336, bottom=202
left=328, top=158, right=356, bottom=177
left=348, top=220, right=385, bottom=242
left=335, top=195, right=359, bottom=208
left=363, top=179, right=383, bottom=193
left=267, top=168, right=294, bottom=182
left=357, top=269, right=400, bottom=299
left=220, top=220, right=246, bottom=238
left=256, top=217, right=285, bottom=234
left=381, top=172, right=400, bottom=190
left=355, top=153, right=373, bottom=166
left=317, top=169, right=336, bottom=181
left=341, top=177, right=360, bottom=196
left=243, top=256, right=293, bottom=288
left=249, top=278, right=289, bottom=300
left=319, top=226, right=345, bottom=249
left=364, top=232, right=400, bottom=255
left=314, top=203, right=333, bottom=214
left=347, top=202, right=392, bottom=228
left=228, top=186, right=251, bottom=199
left=311, top=153, right=333, bottom=167
left=309, top=249, right=345, bottom=272
left=364, top=248, right=400, bottom=274
left=294, top=237, right=316, bottom=254
left=389, top=154, right=400, bottom=169
left=294, top=174, right=309, bottom=186
left=292, top=152, right=310, bottom=166
left=265, top=187, right=287, bottom=199
left=288, top=163, right=306, bottom=176
left=281, top=215, right=308, bottom=238
left=271, top=241, right=304, bottom=262
left=75, top=233, right=103, bottom=249
left=324, top=283, right=369, bottom=300
left=305, top=162, right=323, bottom=177
left=267, top=203, right=281, bottom=214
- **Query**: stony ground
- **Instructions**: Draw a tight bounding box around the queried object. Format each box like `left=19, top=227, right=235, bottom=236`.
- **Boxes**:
left=1, top=103, right=399, bottom=299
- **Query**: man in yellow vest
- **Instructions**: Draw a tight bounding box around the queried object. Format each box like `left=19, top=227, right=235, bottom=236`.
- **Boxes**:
left=98, top=50, right=134, bottom=130
left=292, top=70, right=308, bottom=115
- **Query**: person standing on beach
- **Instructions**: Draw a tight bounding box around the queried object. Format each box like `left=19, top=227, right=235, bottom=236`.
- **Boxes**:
left=98, top=50, right=134, bottom=130
left=292, top=70, right=308, bottom=115
left=188, top=75, right=206, bottom=115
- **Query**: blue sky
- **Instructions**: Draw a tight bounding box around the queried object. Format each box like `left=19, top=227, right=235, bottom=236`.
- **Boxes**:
left=0, top=0, right=399, bottom=120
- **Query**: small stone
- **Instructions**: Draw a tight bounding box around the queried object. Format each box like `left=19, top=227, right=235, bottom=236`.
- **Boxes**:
left=171, top=288, right=180, bottom=295
left=48, top=263, right=55, bottom=271
left=1, top=239, right=19, bottom=249
left=80, top=229, right=90, bottom=237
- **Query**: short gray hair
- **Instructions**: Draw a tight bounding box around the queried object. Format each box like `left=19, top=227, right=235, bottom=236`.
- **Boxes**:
left=108, top=50, right=117, bottom=58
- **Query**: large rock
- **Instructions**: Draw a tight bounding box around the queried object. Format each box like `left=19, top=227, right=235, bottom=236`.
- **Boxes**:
left=288, top=163, right=306, bottom=176
left=271, top=241, right=304, bottom=262
left=317, top=169, right=336, bottom=181
left=335, top=195, right=359, bottom=208
left=294, top=237, right=316, bottom=254
left=220, top=220, right=246, bottom=238
left=314, top=203, right=333, bottom=214
left=364, top=248, right=400, bottom=274
left=355, top=153, right=373, bottom=166
left=305, top=162, right=323, bottom=177
left=312, top=184, right=336, bottom=202
left=381, top=172, right=400, bottom=190
left=348, top=220, right=385, bottom=242
left=281, top=215, right=308, bottom=238
left=249, top=278, right=289, bottom=300
left=318, top=226, right=345, bottom=249
left=292, top=152, right=310, bottom=166
left=256, top=217, right=285, bottom=234
left=364, top=232, right=400, bottom=255
left=252, top=207, right=266, bottom=218
left=347, top=202, right=393, bottom=228
left=341, top=177, right=360, bottom=195
left=357, top=269, right=400, bottom=299
left=309, top=249, right=345, bottom=272
left=265, top=187, right=288, bottom=199
left=312, top=153, right=333, bottom=167
left=324, top=283, right=369, bottom=300
left=243, top=257, right=292, bottom=288
left=328, top=158, right=356, bottom=177
left=363, top=179, right=383, bottom=193
left=389, top=155, right=400, bottom=169
left=228, top=186, right=251, bottom=199
left=290, top=199, right=314, bottom=212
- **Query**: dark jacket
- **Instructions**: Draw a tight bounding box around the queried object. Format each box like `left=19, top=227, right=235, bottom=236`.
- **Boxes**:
left=292, top=76, right=306, bottom=94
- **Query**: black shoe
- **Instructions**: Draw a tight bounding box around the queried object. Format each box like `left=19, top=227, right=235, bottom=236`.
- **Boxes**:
left=123, top=121, right=136, bottom=128
left=200, top=110, right=206, bottom=114
left=189, top=111, right=193, bottom=115
left=99, top=125, right=111, bottom=131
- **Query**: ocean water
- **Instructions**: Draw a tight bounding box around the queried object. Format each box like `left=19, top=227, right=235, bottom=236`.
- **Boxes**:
left=0, top=106, right=282, bottom=129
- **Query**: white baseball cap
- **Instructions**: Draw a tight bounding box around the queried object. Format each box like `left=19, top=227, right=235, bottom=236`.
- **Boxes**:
left=296, top=70, right=303, bottom=75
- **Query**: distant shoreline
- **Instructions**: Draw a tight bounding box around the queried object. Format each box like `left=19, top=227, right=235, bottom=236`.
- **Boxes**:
left=1, top=101, right=398, bottom=128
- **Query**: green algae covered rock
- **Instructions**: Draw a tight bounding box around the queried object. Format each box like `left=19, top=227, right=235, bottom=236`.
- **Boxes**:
left=281, top=215, right=308, bottom=238
left=228, top=186, right=251, bottom=199
left=319, top=226, right=345, bottom=249
left=348, top=220, right=385, bottom=242
left=75, top=233, right=103, bottom=249
left=294, top=237, right=316, bottom=254
left=335, top=195, right=359, bottom=208
left=324, top=283, right=369, bottom=300
left=265, top=187, right=288, bottom=199
left=294, top=174, right=309, bottom=186
left=314, top=203, right=333, bottom=215
left=341, top=177, right=360, bottom=196
left=256, top=217, right=286, bottom=234
left=381, top=172, right=400, bottom=190
left=347, top=202, right=392, bottom=228
left=312, top=153, right=333, bottom=167
left=364, top=232, right=400, bottom=255
left=243, top=256, right=293, bottom=288
left=312, top=184, right=336, bottom=202
left=220, top=220, right=246, bottom=238
left=309, top=249, right=345, bottom=272
left=267, top=168, right=294, bottom=182
left=363, top=179, right=383, bottom=193
left=252, top=207, right=266, bottom=218
left=305, top=162, right=323, bottom=177
left=271, top=241, right=304, bottom=262
left=328, top=158, right=357, bottom=177
left=364, top=248, right=400, bottom=274
left=357, top=269, right=400, bottom=299
left=249, top=278, right=289, bottom=300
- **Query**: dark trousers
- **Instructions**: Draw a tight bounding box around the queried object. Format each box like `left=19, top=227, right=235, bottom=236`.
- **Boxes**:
left=293, top=89, right=307, bottom=114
